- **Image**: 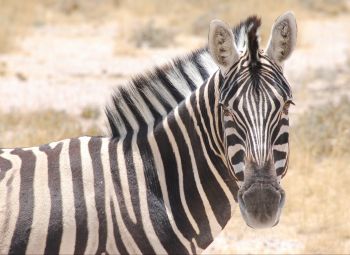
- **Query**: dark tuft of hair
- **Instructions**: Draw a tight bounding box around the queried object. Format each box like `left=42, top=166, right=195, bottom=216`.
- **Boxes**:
left=246, top=16, right=261, bottom=65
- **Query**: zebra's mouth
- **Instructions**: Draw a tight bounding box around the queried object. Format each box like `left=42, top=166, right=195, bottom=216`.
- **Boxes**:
left=237, top=183, right=285, bottom=229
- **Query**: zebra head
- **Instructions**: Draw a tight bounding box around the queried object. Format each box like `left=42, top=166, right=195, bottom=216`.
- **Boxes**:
left=208, top=12, right=297, bottom=229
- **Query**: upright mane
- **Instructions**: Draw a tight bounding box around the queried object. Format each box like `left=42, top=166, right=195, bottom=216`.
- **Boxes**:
left=105, top=15, right=260, bottom=138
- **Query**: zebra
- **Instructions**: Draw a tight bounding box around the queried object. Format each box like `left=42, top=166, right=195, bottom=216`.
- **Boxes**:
left=0, top=12, right=297, bottom=254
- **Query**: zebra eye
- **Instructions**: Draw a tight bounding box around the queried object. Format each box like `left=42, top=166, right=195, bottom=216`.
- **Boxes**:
left=282, top=100, right=295, bottom=115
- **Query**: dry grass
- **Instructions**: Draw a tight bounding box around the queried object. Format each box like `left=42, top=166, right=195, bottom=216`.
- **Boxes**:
left=1, top=0, right=349, bottom=53
left=0, top=110, right=102, bottom=148
left=283, top=98, right=350, bottom=253
left=0, top=0, right=38, bottom=53
left=129, top=20, right=175, bottom=48
left=81, top=105, right=101, bottom=120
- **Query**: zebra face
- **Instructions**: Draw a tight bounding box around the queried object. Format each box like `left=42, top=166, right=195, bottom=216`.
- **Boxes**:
left=208, top=12, right=297, bottom=228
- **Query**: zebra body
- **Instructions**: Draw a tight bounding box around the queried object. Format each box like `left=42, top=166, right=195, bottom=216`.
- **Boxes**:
left=0, top=71, right=236, bottom=254
left=0, top=12, right=297, bottom=254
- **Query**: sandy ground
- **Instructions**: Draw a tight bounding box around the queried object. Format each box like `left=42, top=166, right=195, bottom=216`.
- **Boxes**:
left=0, top=22, right=187, bottom=116
left=0, top=14, right=350, bottom=254
left=0, top=15, right=349, bottom=119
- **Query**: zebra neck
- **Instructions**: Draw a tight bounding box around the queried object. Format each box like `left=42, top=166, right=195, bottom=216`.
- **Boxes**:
left=146, top=71, right=238, bottom=251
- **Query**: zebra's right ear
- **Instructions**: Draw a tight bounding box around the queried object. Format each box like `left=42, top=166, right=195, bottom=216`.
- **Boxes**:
left=208, top=19, right=239, bottom=75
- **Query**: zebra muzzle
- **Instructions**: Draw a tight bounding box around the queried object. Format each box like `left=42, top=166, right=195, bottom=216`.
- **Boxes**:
left=237, top=182, right=285, bottom=229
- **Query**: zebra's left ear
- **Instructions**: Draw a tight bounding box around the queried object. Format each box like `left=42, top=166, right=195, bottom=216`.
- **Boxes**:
left=265, top=11, right=297, bottom=68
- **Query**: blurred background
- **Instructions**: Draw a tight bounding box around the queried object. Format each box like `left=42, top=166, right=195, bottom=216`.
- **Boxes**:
left=0, top=0, right=350, bottom=253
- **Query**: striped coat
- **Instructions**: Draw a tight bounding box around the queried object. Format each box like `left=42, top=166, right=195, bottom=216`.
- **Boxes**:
left=0, top=71, right=237, bottom=254
left=0, top=11, right=297, bottom=254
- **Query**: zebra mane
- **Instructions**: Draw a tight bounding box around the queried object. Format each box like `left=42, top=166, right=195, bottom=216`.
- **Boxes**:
left=106, top=16, right=260, bottom=138
left=105, top=49, right=217, bottom=138
left=246, top=16, right=261, bottom=64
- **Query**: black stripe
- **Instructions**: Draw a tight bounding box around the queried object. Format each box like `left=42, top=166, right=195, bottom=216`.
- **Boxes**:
left=231, top=149, right=245, bottom=165
left=122, top=134, right=156, bottom=253
left=197, top=79, right=223, bottom=157
left=175, top=60, right=197, bottom=91
left=109, top=133, right=154, bottom=253
left=106, top=109, right=120, bottom=138
left=69, top=138, right=88, bottom=254
left=88, top=137, right=107, bottom=254
left=109, top=200, right=129, bottom=254
left=271, top=118, right=289, bottom=142
left=182, top=94, right=231, bottom=229
left=276, top=167, right=285, bottom=176
left=166, top=111, right=213, bottom=249
left=154, top=120, right=197, bottom=243
left=148, top=82, right=174, bottom=113
left=108, top=141, right=129, bottom=255
left=138, top=89, right=163, bottom=122
left=193, top=54, right=210, bottom=81
left=273, top=150, right=287, bottom=160
left=136, top=119, right=189, bottom=253
left=120, top=88, right=148, bottom=129
left=9, top=149, right=36, bottom=254
left=194, top=85, right=235, bottom=223
left=274, top=133, right=289, bottom=145
left=155, top=68, right=184, bottom=103
left=39, top=143, right=64, bottom=254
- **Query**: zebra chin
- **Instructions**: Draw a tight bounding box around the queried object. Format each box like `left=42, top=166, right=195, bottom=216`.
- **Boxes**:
left=237, top=182, right=285, bottom=229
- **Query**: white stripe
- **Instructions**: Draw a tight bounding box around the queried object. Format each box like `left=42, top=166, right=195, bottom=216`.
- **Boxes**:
left=108, top=105, right=127, bottom=136
left=199, top=51, right=218, bottom=75
left=105, top=139, right=141, bottom=254
left=0, top=151, right=21, bottom=254
left=182, top=61, right=203, bottom=88
left=188, top=89, right=236, bottom=212
left=276, top=125, right=289, bottom=138
left=131, top=127, right=167, bottom=254
left=274, top=159, right=286, bottom=169
left=136, top=96, right=193, bottom=252
left=26, top=148, right=51, bottom=254
left=166, top=68, right=191, bottom=97
left=202, top=77, right=222, bottom=157
left=118, top=100, right=139, bottom=131
left=163, top=117, right=201, bottom=235
left=100, top=138, right=119, bottom=254
left=151, top=79, right=178, bottom=108
left=59, top=139, right=76, bottom=254
left=228, top=144, right=244, bottom=157
left=143, top=86, right=167, bottom=116
left=175, top=105, right=221, bottom=236
left=240, top=88, right=258, bottom=161
left=80, top=137, right=99, bottom=254
left=148, top=127, right=193, bottom=252
left=128, top=88, right=154, bottom=124
left=232, top=162, right=245, bottom=173
left=273, top=144, right=288, bottom=152
left=118, top=135, right=137, bottom=224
